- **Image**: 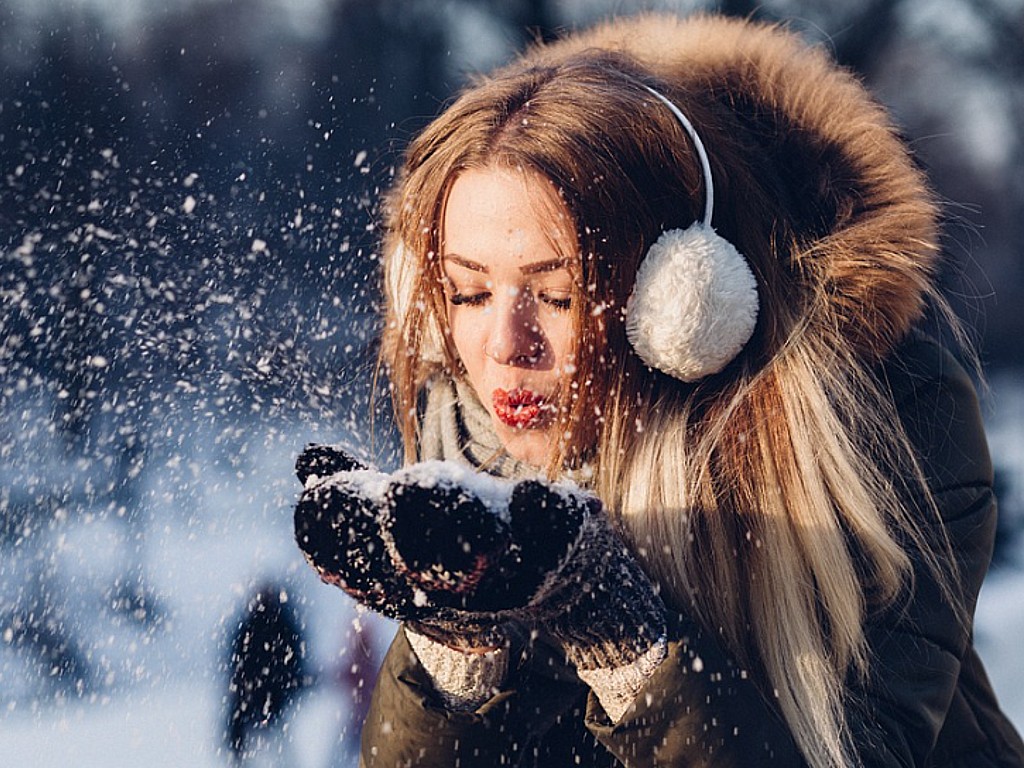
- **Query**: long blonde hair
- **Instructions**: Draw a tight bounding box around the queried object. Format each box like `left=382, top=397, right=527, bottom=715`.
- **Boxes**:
left=379, top=14, right=964, bottom=768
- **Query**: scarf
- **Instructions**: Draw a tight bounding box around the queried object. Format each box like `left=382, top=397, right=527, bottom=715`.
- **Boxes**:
left=417, top=376, right=540, bottom=480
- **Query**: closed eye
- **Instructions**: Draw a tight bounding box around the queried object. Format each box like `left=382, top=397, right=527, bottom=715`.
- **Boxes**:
left=540, top=294, right=571, bottom=311
left=448, top=292, right=490, bottom=307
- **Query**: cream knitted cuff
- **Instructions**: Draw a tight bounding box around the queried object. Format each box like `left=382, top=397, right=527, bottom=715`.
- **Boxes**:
left=576, top=634, right=668, bottom=722
left=405, top=628, right=509, bottom=711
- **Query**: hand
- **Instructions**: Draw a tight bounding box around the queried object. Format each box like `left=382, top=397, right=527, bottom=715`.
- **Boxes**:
left=381, top=465, right=513, bottom=608
left=386, top=469, right=667, bottom=670
left=294, top=442, right=367, bottom=485
left=384, top=472, right=584, bottom=610
left=293, top=445, right=421, bottom=618
left=292, top=448, right=512, bottom=648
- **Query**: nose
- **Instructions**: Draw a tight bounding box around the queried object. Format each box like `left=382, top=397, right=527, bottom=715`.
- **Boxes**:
left=484, top=289, right=545, bottom=366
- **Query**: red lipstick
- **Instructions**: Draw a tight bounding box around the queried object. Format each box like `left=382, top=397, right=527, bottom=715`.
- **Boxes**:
left=492, top=388, right=547, bottom=428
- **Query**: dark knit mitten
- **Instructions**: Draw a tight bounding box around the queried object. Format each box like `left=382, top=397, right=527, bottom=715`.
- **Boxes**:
left=387, top=470, right=667, bottom=671
left=513, top=480, right=666, bottom=670
left=294, top=442, right=366, bottom=484
left=293, top=445, right=417, bottom=617
left=292, top=447, right=511, bottom=649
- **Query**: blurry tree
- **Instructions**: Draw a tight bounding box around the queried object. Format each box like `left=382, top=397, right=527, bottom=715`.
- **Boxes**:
left=0, top=0, right=1019, bottom=475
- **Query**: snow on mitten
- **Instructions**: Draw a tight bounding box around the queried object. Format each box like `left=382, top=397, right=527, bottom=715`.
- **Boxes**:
left=386, top=468, right=667, bottom=670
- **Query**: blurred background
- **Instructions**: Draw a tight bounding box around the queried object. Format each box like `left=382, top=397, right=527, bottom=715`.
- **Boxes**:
left=0, top=0, right=1022, bottom=765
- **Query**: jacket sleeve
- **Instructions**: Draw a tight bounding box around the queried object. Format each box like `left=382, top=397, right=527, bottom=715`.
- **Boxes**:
left=585, top=614, right=806, bottom=767
left=360, top=626, right=592, bottom=767
left=847, top=335, right=997, bottom=767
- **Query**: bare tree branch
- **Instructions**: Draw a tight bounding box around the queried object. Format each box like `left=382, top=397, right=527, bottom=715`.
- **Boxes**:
left=828, top=0, right=905, bottom=77
left=959, top=0, right=1024, bottom=73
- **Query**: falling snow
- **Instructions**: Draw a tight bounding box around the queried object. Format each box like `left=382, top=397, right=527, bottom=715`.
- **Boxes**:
left=1, top=0, right=1023, bottom=765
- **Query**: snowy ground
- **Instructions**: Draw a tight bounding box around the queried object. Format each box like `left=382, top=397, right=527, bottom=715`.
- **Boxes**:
left=0, top=376, right=1022, bottom=768
left=976, top=369, right=1024, bottom=727
left=976, top=568, right=1024, bottom=728
left=0, top=402, right=398, bottom=768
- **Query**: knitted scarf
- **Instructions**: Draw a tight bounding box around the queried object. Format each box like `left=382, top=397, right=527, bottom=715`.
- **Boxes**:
left=417, top=376, right=539, bottom=480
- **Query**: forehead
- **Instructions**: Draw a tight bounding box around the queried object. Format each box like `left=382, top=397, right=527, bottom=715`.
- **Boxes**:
left=441, top=166, right=575, bottom=264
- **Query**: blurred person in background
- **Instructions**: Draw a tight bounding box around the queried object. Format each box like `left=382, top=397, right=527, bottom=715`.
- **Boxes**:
left=223, top=582, right=309, bottom=766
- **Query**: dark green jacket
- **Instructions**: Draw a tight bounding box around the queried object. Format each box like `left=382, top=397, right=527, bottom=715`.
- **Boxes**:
left=360, top=334, right=1024, bottom=767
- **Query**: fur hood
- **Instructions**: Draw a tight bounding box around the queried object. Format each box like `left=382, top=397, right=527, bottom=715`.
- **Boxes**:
left=519, top=14, right=940, bottom=364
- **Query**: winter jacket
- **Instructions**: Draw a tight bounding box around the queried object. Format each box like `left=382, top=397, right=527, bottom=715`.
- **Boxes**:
left=359, top=332, right=1024, bottom=767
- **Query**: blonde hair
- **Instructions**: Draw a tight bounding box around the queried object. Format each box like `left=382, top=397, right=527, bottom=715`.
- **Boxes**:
left=379, top=14, right=964, bottom=768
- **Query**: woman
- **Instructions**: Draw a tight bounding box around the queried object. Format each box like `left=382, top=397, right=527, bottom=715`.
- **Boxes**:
left=293, top=13, right=1024, bottom=767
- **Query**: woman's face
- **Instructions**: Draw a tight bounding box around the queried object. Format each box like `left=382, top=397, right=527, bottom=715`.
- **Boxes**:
left=441, top=166, right=577, bottom=467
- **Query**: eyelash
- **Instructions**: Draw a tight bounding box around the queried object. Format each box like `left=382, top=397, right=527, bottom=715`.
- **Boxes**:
left=543, top=296, right=572, bottom=311
left=448, top=292, right=488, bottom=307
left=447, top=291, right=572, bottom=311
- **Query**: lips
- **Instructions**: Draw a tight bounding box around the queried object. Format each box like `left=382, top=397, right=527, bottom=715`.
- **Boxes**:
left=492, top=388, right=549, bottom=429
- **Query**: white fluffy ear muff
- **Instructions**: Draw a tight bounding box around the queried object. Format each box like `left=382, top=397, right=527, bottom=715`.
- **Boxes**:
left=625, top=86, right=759, bottom=382
left=387, top=242, right=444, bottom=362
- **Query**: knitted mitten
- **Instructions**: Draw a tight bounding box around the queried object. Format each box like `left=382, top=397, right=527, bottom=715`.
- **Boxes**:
left=293, top=444, right=417, bottom=616
left=293, top=446, right=512, bottom=649
left=386, top=470, right=667, bottom=671
left=296, top=448, right=666, bottom=670
left=294, top=442, right=366, bottom=484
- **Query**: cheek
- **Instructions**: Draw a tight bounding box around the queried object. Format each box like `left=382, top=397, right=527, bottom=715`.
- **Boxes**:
left=545, top=314, right=577, bottom=369
left=448, top=312, right=485, bottom=373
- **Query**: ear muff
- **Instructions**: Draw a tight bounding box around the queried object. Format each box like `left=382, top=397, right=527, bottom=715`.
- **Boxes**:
left=387, top=242, right=445, bottom=363
left=624, top=87, right=759, bottom=383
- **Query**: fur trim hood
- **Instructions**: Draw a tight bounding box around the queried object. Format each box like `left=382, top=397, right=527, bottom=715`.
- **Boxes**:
left=520, top=13, right=940, bottom=364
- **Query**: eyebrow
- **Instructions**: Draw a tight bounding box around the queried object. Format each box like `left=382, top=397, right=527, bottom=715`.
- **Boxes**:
left=443, top=254, right=570, bottom=276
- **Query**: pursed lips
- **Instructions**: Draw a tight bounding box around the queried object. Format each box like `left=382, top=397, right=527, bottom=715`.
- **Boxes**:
left=492, top=387, right=551, bottom=428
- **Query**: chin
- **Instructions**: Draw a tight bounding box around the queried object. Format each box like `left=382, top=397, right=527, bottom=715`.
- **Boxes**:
left=493, top=423, right=553, bottom=467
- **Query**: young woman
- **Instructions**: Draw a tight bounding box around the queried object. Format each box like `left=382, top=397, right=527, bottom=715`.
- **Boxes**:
left=293, top=13, right=1024, bottom=768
